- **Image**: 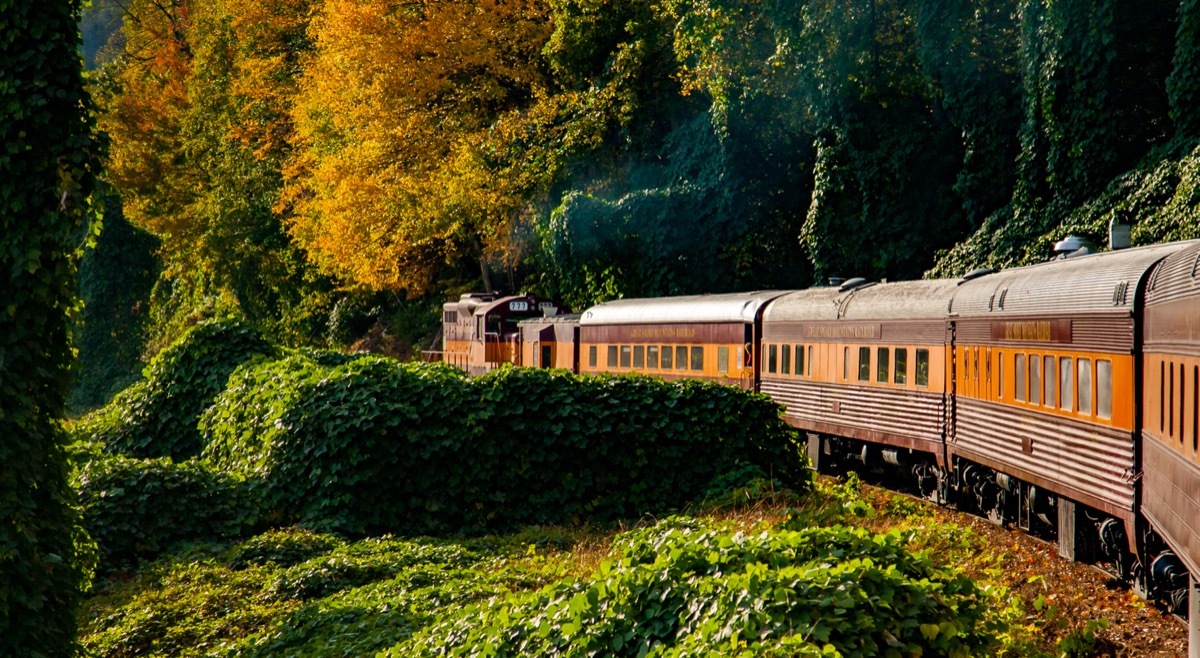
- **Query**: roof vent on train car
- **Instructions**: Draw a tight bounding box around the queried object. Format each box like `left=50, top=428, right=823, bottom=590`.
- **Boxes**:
left=837, top=277, right=870, bottom=292
left=1052, top=236, right=1094, bottom=260
left=960, top=267, right=993, bottom=284
left=1109, top=217, right=1132, bottom=250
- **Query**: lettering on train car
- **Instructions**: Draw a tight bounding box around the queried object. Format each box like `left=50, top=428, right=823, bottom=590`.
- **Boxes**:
left=803, top=324, right=881, bottom=339
left=1144, top=303, right=1200, bottom=342
left=629, top=327, right=698, bottom=339
left=990, top=320, right=1072, bottom=343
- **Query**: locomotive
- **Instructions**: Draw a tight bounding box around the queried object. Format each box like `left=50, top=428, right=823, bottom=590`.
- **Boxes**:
left=441, top=239, right=1200, bottom=651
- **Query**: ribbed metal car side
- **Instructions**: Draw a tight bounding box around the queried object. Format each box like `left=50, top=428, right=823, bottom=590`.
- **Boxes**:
left=761, top=281, right=958, bottom=464
left=578, top=291, right=789, bottom=387
left=1141, top=241, right=1200, bottom=579
left=950, top=242, right=1196, bottom=540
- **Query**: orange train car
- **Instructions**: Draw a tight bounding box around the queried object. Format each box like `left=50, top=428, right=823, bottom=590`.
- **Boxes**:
left=519, top=312, right=582, bottom=370
left=948, top=242, right=1196, bottom=581
left=760, top=279, right=958, bottom=499
left=577, top=291, right=787, bottom=388
left=1141, top=240, right=1200, bottom=621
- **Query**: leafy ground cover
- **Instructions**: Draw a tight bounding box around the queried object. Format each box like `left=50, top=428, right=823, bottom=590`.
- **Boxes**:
left=70, top=321, right=806, bottom=572
left=77, top=476, right=1186, bottom=657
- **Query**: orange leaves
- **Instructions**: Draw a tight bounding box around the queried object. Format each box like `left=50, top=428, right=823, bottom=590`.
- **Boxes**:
left=284, top=0, right=554, bottom=293
left=100, top=0, right=600, bottom=295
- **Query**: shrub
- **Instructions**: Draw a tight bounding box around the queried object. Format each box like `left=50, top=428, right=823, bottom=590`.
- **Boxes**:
left=201, top=355, right=479, bottom=533
left=79, top=528, right=538, bottom=658
left=469, top=367, right=807, bottom=524
left=75, top=455, right=257, bottom=569
left=386, top=518, right=1001, bottom=657
left=73, top=318, right=274, bottom=460
left=227, top=528, right=346, bottom=570
left=200, top=359, right=807, bottom=535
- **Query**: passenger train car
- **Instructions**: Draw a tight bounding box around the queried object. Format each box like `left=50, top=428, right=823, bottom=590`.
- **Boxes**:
left=440, top=240, right=1200, bottom=648
left=760, top=280, right=957, bottom=501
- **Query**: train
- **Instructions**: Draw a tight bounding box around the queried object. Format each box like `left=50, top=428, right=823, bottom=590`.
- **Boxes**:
left=440, top=238, right=1200, bottom=650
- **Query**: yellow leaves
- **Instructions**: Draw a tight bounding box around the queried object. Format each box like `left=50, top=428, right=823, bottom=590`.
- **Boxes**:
left=284, top=0, right=555, bottom=293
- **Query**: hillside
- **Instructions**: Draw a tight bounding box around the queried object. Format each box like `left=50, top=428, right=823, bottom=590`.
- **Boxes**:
left=75, top=1, right=1200, bottom=390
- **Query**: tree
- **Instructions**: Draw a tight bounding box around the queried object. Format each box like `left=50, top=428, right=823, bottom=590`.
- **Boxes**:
left=0, top=0, right=98, bottom=653
left=97, top=0, right=335, bottom=344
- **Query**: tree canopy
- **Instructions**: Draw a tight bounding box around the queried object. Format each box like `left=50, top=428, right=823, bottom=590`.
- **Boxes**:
left=96, top=0, right=1200, bottom=317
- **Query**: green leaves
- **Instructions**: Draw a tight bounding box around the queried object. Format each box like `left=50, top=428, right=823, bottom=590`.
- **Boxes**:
left=73, top=455, right=257, bottom=570
left=71, top=326, right=814, bottom=655
left=73, top=317, right=274, bottom=460
left=1, top=0, right=100, bottom=653
left=386, top=519, right=1000, bottom=657
left=200, top=358, right=808, bottom=536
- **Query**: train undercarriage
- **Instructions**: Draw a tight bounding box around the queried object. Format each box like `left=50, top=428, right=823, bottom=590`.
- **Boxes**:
left=806, top=432, right=1196, bottom=635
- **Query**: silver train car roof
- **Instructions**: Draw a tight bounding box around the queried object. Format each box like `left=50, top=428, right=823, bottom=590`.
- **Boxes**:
left=951, top=240, right=1200, bottom=317
left=580, top=291, right=789, bottom=325
left=765, top=279, right=961, bottom=322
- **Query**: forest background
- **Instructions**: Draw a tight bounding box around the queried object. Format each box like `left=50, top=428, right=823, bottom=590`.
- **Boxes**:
left=76, top=0, right=1200, bottom=413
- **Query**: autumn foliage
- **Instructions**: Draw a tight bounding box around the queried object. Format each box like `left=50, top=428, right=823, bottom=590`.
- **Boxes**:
left=98, top=0, right=1200, bottom=316
left=284, top=0, right=553, bottom=292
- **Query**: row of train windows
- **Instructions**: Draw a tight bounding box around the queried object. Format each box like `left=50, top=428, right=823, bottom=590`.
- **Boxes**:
left=765, top=344, right=813, bottom=377
left=1004, top=354, right=1112, bottom=419
left=588, top=344, right=731, bottom=374
left=852, top=346, right=931, bottom=387
left=764, top=345, right=931, bottom=387
left=1161, top=360, right=1199, bottom=453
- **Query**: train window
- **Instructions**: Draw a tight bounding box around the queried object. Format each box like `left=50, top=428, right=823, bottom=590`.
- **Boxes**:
left=589, top=345, right=598, bottom=368
left=633, top=345, right=645, bottom=369
left=1060, top=357, right=1074, bottom=411
left=1015, top=354, right=1026, bottom=402
left=718, top=346, right=729, bottom=374
left=1160, top=361, right=1166, bottom=432
left=797, top=345, right=806, bottom=378
left=691, top=346, right=704, bottom=371
left=916, top=349, right=929, bottom=387
left=858, top=347, right=871, bottom=382
left=998, top=352, right=1004, bottom=397
left=1044, top=356, right=1056, bottom=408
left=768, top=344, right=778, bottom=374
left=1180, top=363, right=1187, bottom=443
left=676, top=346, right=688, bottom=369
left=1030, top=355, right=1041, bottom=405
left=1097, top=359, right=1112, bottom=420
left=620, top=345, right=632, bottom=369
left=842, top=347, right=848, bottom=380
left=1078, top=358, right=1093, bottom=415
left=661, top=345, right=673, bottom=369
left=781, top=344, right=791, bottom=375
left=894, top=348, right=907, bottom=385
left=877, top=347, right=890, bottom=383
left=808, top=346, right=813, bottom=376
left=1169, top=361, right=1175, bottom=436
left=648, top=346, right=659, bottom=369
left=608, top=345, right=618, bottom=368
